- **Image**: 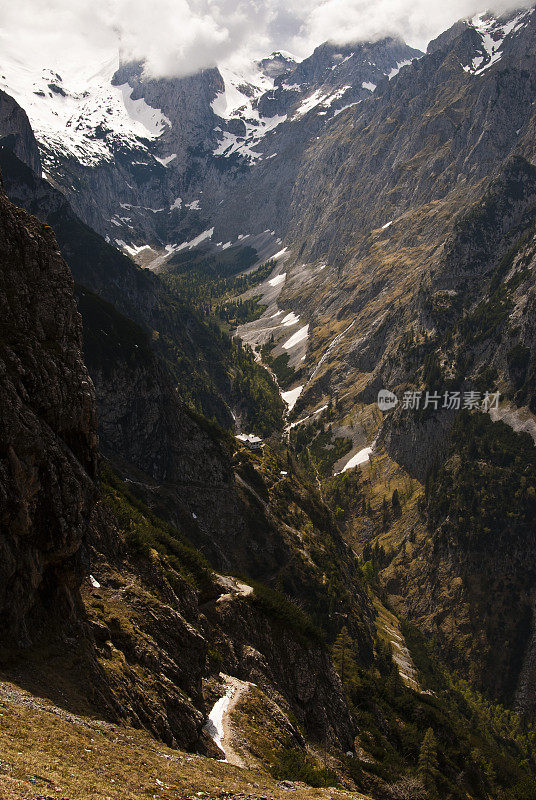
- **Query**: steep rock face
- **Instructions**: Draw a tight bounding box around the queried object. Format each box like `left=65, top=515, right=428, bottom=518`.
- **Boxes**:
left=0, top=90, right=41, bottom=175
left=384, top=411, right=536, bottom=706
left=264, top=9, right=536, bottom=428
left=112, top=62, right=222, bottom=171
left=200, top=591, right=355, bottom=748
left=0, top=141, right=235, bottom=427
left=0, top=183, right=363, bottom=756
left=242, top=9, right=536, bottom=710
left=0, top=186, right=97, bottom=643
left=288, top=14, right=536, bottom=267
left=211, top=38, right=423, bottom=244
left=80, top=476, right=361, bottom=753
left=258, top=37, right=421, bottom=120
left=75, top=286, right=231, bottom=488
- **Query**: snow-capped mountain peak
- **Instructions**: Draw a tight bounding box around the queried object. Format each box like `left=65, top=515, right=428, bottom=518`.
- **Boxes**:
left=0, top=51, right=170, bottom=170
left=463, top=7, right=534, bottom=75
left=211, top=65, right=288, bottom=160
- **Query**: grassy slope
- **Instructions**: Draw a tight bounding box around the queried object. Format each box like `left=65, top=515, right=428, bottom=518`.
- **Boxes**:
left=0, top=687, right=369, bottom=800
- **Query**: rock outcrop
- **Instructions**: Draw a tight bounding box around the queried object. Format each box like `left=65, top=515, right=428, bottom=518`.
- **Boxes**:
left=0, top=184, right=97, bottom=643
left=0, top=90, right=41, bottom=175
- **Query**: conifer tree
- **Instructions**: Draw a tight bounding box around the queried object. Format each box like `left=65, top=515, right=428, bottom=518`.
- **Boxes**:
left=332, top=626, right=358, bottom=690
left=418, top=727, right=439, bottom=793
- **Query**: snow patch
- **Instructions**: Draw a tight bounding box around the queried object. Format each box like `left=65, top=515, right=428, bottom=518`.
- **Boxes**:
left=204, top=691, right=231, bottom=755
left=281, top=312, right=300, bottom=327
left=155, top=154, right=177, bottom=167
left=211, top=66, right=287, bottom=161
left=464, top=10, right=532, bottom=75
left=175, top=228, right=214, bottom=252
left=123, top=243, right=152, bottom=257
left=336, top=442, right=376, bottom=474
left=118, top=83, right=171, bottom=137
left=282, top=385, right=304, bottom=411
left=332, top=102, right=360, bottom=118
left=283, top=324, right=309, bottom=350
left=268, top=273, right=286, bottom=287
left=387, top=60, right=413, bottom=80
left=294, top=85, right=351, bottom=118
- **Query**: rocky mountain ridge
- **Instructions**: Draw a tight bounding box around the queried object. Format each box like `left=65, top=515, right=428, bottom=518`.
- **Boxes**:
left=0, top=35, right=421, bottom=263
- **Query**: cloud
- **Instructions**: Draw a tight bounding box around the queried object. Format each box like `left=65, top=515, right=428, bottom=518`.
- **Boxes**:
left=0, top=0, right=534, bottom=79
left=306, top=0, right=534, bottom=52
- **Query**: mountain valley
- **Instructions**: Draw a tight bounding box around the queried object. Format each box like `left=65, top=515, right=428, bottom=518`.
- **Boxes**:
left=3, top=5, right=536, bottom=799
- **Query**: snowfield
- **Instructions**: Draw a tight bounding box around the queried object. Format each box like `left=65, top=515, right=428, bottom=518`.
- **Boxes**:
left=211, top=65, right=288, bottom=161
left=282, top=385, right=304, bottom=411
left=0, top=49, right=170, bottom=169
left=463, top=9, right=533, bottom=75
left=283, top=324, right=309, bottom=351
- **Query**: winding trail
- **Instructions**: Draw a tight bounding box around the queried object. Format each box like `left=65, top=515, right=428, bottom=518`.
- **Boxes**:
left=204, top=674, right=253, bottom=768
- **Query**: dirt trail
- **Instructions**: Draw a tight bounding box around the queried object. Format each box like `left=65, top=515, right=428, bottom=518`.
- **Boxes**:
left=204, top=674, right=254, bottom=768
left=220, top=676, right=252, bottom=768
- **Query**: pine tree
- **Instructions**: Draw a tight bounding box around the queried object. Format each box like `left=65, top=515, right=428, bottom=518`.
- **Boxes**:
left=471, top=748, right=496, bottom=793
left=381, top=497, right=391, bottom=530
left=332, top=627, right=358, bottom=690
left=418, top=727, right=439, bottom=793
left=386, top=659, right=403, bottom=696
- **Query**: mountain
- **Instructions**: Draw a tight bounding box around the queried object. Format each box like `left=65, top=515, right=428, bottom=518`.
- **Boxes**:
left=0, top=180, right=98, bottom=643
left=0, top=169, right=364, bottom=766
left=3, top=190, right=536, bottom=794
left=0, top=36, right=422, bottom=264
left=6, top=7, right=536, bottom=799
left=254, top=5, right=536, bottom=704
left=0, top=125, right=286, bottom=439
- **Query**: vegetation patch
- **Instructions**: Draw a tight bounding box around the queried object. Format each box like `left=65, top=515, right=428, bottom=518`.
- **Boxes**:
left=101, top=466, right=214, bottom=597
left=248, top=580, right=324, bottom=647
left=271, top=747, right=339, bottom=788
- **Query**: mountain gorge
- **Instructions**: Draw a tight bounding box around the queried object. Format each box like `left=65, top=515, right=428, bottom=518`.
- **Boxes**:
left=4, top=4, right=536, bottom=799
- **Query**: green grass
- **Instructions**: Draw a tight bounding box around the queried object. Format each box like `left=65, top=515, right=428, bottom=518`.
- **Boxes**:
left=270, top=748, right=339, bottom=788
left=248, top=580, right=324, bottom=647
left=101, top=466, right=214, bottom=597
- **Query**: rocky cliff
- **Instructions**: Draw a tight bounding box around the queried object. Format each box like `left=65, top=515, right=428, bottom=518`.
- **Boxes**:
left=0, top=89, right=41, bottom=175
left=0, top=184, right=97, bottom=643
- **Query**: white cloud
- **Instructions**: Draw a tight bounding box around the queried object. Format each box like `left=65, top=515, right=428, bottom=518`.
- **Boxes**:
left=0, top=0, right=533, bottom=79
left=306, top=0, right=534, bottom=52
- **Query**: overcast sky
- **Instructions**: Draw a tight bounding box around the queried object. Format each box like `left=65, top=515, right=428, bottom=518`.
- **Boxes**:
left=0, top=0, right=533, bottom=78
